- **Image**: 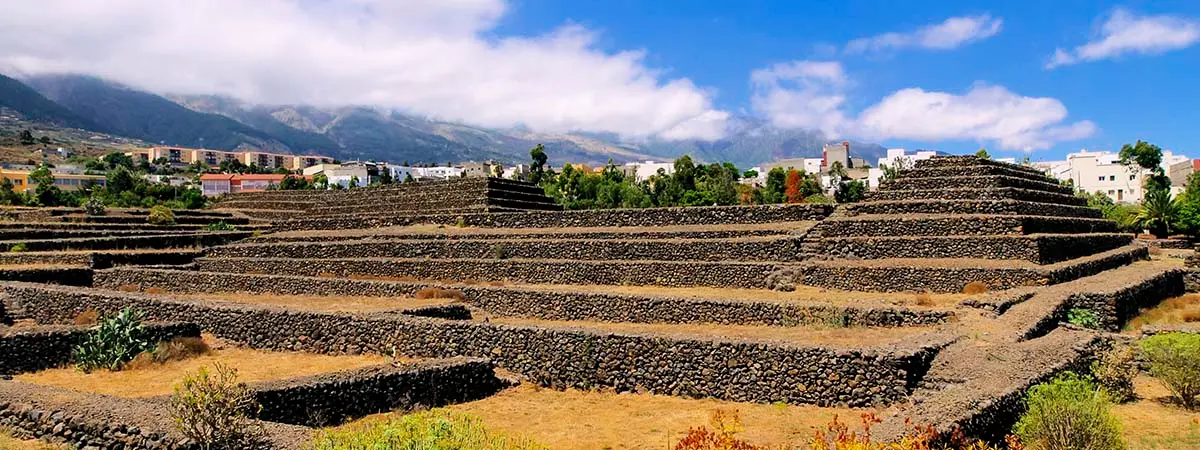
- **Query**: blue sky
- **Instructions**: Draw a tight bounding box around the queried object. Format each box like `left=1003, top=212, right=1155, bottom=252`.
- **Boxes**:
left=1, top=1, right=1198, bottom=161
left=493, top=0, right=1200, bottom=160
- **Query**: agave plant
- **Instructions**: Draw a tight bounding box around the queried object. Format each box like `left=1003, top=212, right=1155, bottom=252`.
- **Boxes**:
left=1137, top=188, right=1179, bottom=239
left=73, top=307, right=155, bottom=372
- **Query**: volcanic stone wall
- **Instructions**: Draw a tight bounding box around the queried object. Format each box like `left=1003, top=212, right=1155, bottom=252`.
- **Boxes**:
left=0, top=322, right=200, bottom=375
left=797, top=246, right=1148, bottom=293
left=1067, top=269, right=1186, bottom=331
left=882, top=175, right=1073, bottom=194
left=250, top=358, right=512, bottom=426
left=0, top=267, right=92, bottom=286
left=0, top=231, right=253, bottom=253
left=865, top=187, right=1087, bottom=205
left=3, top=283, right=953, bottom=407
left=275, top=204, right=832, bottom=231
left=818, top=215, right=1115, bottom=237
left=196, top=257, right=783, bottom=288
left=206, top=236, right=806, bottom=262
left=0, top=382, right=308, bottom=449
left=844, top=199, right=1101, bottom=218
left=93, top=268, right=952, bottom=327
left=818, top=234, right=1131, bottom=264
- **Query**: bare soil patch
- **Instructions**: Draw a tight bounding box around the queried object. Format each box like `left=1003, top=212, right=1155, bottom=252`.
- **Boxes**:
left=14, top=335, right=392, bottom=398
left=1114, top=376, right=1200, bottom=449
left=339, top=384, right=871, bottom=450
left=478, top=315, right=933, bottom=347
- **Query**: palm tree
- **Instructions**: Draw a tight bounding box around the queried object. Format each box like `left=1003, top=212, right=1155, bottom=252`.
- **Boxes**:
left=1137, top=188, right=1179, bottom=238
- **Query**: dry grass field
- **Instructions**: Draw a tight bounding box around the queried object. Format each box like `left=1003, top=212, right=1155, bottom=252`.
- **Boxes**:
left=0, top=428, right=67, bottom=450
left=14, top=335, right=392, bottom=398
left=340, top=384, right=872, bottom=450
left=1114, top=376, right=1200, bottom=449
left=1124, top=293, right=1200, bottom=331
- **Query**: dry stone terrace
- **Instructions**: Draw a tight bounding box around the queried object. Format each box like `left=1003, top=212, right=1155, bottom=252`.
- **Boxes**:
left=0, top=156, right=1195, bottom=448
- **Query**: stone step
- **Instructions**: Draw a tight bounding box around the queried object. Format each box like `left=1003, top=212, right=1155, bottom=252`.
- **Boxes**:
left=844, top=199, right=1102, bottom=219
left=865, top=187, right=1086, bottom=206
left=897, top=165, right=1060, bottom=185
left=247, top=226, right=797, bottom=244
left=196, top=256, right=788, bottom=289
left=206, top=236, right=805, bottom=262
left=58, top=215, right=252, bottom=225
left=795, top=245, right=1146, bottom=293
left=880, top=175, right=1074, bottom=195
left=816, top=233, right=1132, bottom=264
left=0, top=231, right=254, bottom=253
left=212, top=200, right=322, bottom=211
left=818, top=214, right=1118, bottom=237
left=914, top=155, right=1048, bottom=177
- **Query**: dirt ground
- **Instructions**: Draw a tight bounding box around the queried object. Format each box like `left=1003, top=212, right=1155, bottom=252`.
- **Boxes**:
left=14, top=335, right=391, bottom=398
left=341, top=383, right=872, bottom=450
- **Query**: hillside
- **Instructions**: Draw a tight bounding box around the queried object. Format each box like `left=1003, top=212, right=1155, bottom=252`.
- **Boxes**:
left=0, top=74, right=99, bottom=130
left=5, top=73, right=888, bottom=167
left=23, top=74, right=289, bottom=152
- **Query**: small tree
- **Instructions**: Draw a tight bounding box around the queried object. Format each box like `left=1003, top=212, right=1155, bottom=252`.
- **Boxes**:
left=530, top=144, right=548, bottom=184
left=379, top=167, right=394, bottom=185
left=1141, top=333, right=1200, bottom=408
left=148, top=205, right=176, bottom=225
left=348, top=176, right=359, bottom=189
left=975, top=148, right=991, bottom=159
left=170, top=363, right=265, bottom=449
left=18, top=129, right=35, bottom=145
left=784, top=169, right=802, bottom=203
left=1013, top=372, right=1125, bottom=450
left=1137, top=188, right=1178, bottom=238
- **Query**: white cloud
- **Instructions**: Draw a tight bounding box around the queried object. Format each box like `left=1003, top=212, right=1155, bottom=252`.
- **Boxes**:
left=845, top=15, right=1002, bottom=54
left=751, top=61, right=1096, bottom=151
left=749, top=61, right=849, bottom=138
left=0, top=0, right=728, bottom=140
left=856, top=84, right=1097, bottom=151
left=1047, top=8, right=1200, bottom=68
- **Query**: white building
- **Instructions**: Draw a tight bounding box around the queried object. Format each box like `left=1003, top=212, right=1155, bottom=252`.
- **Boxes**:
left=866, top=149, right=939, bottom=190
left=621, top=161, right=675, bottom=182
left=325, top=165, right=370, bottom=189
left=1036, top=149, right=1192, bottom=203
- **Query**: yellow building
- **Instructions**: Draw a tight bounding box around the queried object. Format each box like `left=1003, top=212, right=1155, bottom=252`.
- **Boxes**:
left=0, top=169, right=107, bottom=192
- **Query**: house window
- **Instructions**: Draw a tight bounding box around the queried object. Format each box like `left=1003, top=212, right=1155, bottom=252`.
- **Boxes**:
left=1109, top=175, right=1116, bottom=181
left=1108, top=190, right=1115, bottom=195
left=1130, top=175, right=1136, bottom=180
left=1098, top=176, right=1105, bottom=181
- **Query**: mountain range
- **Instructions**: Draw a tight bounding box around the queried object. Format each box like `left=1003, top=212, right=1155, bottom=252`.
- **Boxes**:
left=1, top=73, right=886, bottom=167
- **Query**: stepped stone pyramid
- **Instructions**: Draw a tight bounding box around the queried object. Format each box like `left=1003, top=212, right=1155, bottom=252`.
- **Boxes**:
left=214, top=177, right=562, bottom=219
left=797, top=155, right=1144, bottom=293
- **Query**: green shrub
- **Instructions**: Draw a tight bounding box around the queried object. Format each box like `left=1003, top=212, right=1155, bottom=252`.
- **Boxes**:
left=204, top=221, right=235, bottom=231
left=1067, top=308, right=1101, bottom=329
left=1013, top=372, right=1125, bottom=450
left=169, top=363, right=264, bottom=449
left=311, top=409, right=545, bottom=450
left=84, top=197, right=106, bottom=216
left=1141, top=333, right=1200, bottom=408
left=72, top=307, right=156, bottom=372
left=148, top=205, right=175, bottom=225
left=8, top=242, right=26, bottom=252
left=1091, top=346, right=1138, bottom=403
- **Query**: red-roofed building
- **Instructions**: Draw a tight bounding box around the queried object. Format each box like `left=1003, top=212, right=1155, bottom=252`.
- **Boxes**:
left=200, top=173, right=312, bottom=196
left=199, top=173, right=235, bottom=196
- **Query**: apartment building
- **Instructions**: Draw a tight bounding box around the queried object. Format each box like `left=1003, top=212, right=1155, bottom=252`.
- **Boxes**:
left=1036, top=149, right=1192, bottom=203
left=0, top=168, right=107, bottom=192
left=126, top=147, right=334, bottom=170
left=621, top=161, right=676, bottom=182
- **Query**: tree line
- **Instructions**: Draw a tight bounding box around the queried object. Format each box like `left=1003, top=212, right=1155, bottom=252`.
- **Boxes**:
left=527, top=144, right=866, bottom=210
